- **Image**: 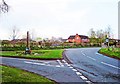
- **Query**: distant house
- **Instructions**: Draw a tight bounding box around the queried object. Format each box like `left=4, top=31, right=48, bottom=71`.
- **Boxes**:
left=10, top=39, right=27, bottom=44
left=68, top=34, right=90, bottom=44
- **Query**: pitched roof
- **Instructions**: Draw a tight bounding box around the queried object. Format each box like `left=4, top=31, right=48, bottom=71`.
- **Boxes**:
left=79, top=35, right=89, bottom=39
left=68, top=35, right=89, bottom=39
left=68, top=35, right=75, bottom=39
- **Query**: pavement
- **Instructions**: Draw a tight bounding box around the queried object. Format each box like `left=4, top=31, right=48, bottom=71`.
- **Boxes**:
left=1, top=48, right=120, bottom=83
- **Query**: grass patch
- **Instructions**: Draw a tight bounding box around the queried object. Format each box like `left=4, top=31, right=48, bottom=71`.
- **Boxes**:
left=99, top=48, right=120, bottom=59
left=0, top=49, right=64, bottom=59
left=0, top=65, right=55, bottom=83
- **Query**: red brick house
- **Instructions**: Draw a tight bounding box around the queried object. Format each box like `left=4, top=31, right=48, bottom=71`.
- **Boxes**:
left=68, top=34, right=90, bottom=44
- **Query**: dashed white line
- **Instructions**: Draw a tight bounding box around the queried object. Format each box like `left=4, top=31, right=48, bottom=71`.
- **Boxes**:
left=101, top=62, right=120, bottom=70
left=87, top=56, right=96, bottom=61
left=80, top=76, right=88, bottom=80
left=76, top=72, right=82, bottom=75
left=55, top=65, right=61, bottom=67
left=86, top=81, right=92, bottom=84
left=61, top=60, right=92, bottom=84
left=67, top=64, right=71, bottom=66
left=57, top=60, right=64, bottom=67
left=72, top=69, right=77, bottom=72
left=62, top=60, right=66, bottom=63
left=81, top=51, right=96, bottom=61
left=65, top=62, right=68, bottom=65
left=69, top=66, right=74, bottom=69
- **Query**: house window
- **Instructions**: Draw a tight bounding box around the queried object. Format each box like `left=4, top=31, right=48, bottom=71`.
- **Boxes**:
left=76, top=37, right=79, bottom=39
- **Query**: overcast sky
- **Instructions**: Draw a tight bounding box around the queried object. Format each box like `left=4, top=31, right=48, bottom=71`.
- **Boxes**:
left=0, top=0, right=119, bottom=40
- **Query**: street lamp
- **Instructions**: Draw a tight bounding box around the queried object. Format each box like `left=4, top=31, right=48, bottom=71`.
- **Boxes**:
left=0, top=0, right=9, bottom=13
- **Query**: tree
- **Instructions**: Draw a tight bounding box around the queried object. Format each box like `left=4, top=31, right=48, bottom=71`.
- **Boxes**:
left=105, top=25, right=112, bottom=50
left=96, top=29, right=105, bottom=45
left=10, top=26, right=20, bottom=40
left=0, top=0, right=9, bottom=13
left=88, top=28, right=96, bottom=38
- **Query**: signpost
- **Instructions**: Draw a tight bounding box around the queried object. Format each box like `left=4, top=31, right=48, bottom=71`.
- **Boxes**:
left=25, top=31, right=31, bottom=54
left=106, top=38, right=109, bottom=50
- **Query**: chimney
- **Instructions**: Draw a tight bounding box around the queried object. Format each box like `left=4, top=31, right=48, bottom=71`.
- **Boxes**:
left=76, top=33, right=78, bottom=35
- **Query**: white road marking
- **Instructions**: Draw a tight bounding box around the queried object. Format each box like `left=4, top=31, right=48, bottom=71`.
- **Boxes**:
left=69, top=66, right=73, bottom=69
left=24, top=61, right=62, bottom=68
left=57, top=60, right=64, bottom=67
left=62, top=60, right=66, bottom=63
left=67, top=64, right=71, bottom=66
left=80, top=76, right=88, bottom=80
left=101, top=62, right=120, bottom=70
left=82, top=51, right=96, bottom=61
left=65, top=62, right=68, bottom=65
left=72, top=69, right=77, bottom=72
left=76, top=72, right=82, bottom=75
left=55, top=65, right=61, bottom=67
left=82, top=53, right=86, bottom=56
left=25, top=61, right=46, bottom=65
left=81, top=51, right=120, bottom=70
left=24, top=61, right=32, bottom=64
left=86, top=81, right=92, bottom=84
left=87, top=56, right=96, bottom=61
left=18, top=59, right=27, bottom=61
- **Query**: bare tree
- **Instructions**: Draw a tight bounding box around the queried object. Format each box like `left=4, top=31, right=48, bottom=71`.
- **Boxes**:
left=106, top=25, right=112, bottom=39
left=0, top=0, right=9, bottom=13
left=105, top=25, right=112, bottom=50
left=88, top=28, right=96, bottom=38
left=10, top=26, right=20, bottom=40
left=96, top=29, right=106, bottom=45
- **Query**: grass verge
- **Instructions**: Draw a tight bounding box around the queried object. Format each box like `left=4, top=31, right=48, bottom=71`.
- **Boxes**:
left=0, top=65, right=55, bottom=84
left=98, top=48, right=120, bottom=60
left=0, top=49, right=64, bottom=60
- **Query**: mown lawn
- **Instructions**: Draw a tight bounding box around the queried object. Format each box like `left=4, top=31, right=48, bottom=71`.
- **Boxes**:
left=99, top=48, right=120, bottom=59
left=0, top=65, right=55, bottom=83
left=0, top=49, right=64, bottom=59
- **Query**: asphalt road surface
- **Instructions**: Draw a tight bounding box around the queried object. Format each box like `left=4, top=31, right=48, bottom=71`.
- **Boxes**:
left=1, top=57, right=90, bottom=84
left=1, top=48, right=120, bottom=83
left=65, top=48, right=120, bottom=83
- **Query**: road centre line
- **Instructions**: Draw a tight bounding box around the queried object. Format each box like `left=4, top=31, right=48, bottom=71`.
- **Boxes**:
left=81, top=51, right=96, bottom=61
left=101, top=62, right=120, bottom=70
left=87, top=56, right=96, bottom=61
left=81, top=51, right=120, bottom=70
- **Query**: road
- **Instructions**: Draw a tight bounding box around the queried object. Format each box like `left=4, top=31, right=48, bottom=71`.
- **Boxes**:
left=0, top=57, right=90, bottom=84
left=65, top=48, right=120, bottom=83
left=1, top=48, right=120, bottom=83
